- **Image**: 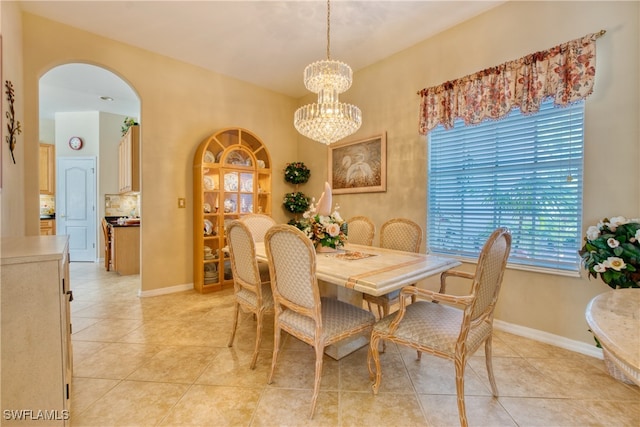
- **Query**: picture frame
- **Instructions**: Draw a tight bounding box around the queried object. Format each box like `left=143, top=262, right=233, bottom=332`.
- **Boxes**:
left=328, top=133, right=386, bottom=194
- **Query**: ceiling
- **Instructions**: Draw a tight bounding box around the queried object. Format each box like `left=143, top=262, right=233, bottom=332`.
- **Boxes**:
left=21, top=0, right=504, bottom=120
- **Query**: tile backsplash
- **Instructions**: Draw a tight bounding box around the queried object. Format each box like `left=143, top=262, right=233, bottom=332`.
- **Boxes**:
left=40, top=194, right=56, bottom=215
left=105, top=193, right=140, bottom=217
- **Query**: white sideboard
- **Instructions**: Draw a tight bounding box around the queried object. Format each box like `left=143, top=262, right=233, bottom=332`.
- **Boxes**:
left=1, top=236, right=72, bottom=426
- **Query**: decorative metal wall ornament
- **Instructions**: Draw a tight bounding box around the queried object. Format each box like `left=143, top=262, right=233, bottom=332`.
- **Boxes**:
left=5, top=80, right=21, bottom=164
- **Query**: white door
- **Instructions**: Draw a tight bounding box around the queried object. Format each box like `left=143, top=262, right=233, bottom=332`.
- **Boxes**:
left=56, top=157, right=97, bottom=262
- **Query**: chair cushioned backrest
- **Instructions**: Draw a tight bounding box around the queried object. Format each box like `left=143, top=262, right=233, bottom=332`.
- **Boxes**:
left=227, top=221, right=261, bottom=287
left=239, top=214, right=277, bottom=242
left=346, top=216, right=375, bottom=246
left=266, top=225, right=317, bottom=309
left=471, top=228, right=511, bottom=320
left=380, top=218, right=422, bottom=253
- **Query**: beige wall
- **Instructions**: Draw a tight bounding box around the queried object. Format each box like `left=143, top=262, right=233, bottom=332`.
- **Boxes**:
left=1, top=1, right=26, bottom=237
left=20, top=13, right=298, bottom=292
left=4, top=1, right=638, bottom=346
left=298, top=1, right=639, bottom=345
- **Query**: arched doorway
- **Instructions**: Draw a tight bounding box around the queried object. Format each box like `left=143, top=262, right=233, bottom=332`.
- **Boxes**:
left=39, top=63, right=140, bottom=266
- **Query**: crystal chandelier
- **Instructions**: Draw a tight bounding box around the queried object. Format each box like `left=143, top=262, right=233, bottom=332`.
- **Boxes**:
left=294, top=0, right=362, bottom=145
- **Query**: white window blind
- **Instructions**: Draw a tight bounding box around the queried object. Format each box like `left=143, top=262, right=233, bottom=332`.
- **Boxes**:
left=427, top=100, right=584, bottom=272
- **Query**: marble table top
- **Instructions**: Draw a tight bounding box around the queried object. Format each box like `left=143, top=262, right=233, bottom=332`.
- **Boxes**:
left=585, top=288, right=640, bottom=386
left=254, top=242, right=460, bottom=297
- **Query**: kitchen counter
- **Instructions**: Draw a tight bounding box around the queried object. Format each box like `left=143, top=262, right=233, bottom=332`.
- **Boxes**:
left=105, top=216, right=140, bottom=227
left=108, top=219, right=140, bottom=275
left=39, top=216, right=56, bottom=235
left=110, top=222, right=140, bottom=228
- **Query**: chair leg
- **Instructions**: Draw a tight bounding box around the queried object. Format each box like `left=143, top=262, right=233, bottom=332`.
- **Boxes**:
left=309, top=344, right=324, bottom=419
left=249, top=310, right=263, bottom=370
left=454, top=356, right=469, bottom=427
left=485, top=336, right=499, bottom=396
left=227, top=302, right=239, bottom=347
left=268, top=323, right=281, bottom=385
left=369, top=332, right=383, bottom=394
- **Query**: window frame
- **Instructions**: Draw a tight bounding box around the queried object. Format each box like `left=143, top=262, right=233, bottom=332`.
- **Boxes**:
left=427, top=100, right=585, bottom=275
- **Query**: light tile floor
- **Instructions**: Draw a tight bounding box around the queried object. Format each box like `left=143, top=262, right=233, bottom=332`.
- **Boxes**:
left=69, top=262, right=640, bottom=426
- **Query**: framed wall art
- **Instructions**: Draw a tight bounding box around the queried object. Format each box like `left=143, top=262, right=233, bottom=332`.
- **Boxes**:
left=328, top=132, right=386, bottom=194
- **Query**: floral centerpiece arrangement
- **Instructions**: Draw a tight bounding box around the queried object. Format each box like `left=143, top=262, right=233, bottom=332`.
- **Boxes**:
left=290, top=182, right=347, bottom=250
left=284, top=162, right=311, bottom=184
left=292, top=202, right=347, bottom=250
left=579, top=216, right=640, bottom=289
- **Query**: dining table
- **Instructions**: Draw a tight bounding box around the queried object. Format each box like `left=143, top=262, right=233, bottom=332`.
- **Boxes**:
left=254, top=241, right=461, bottom=359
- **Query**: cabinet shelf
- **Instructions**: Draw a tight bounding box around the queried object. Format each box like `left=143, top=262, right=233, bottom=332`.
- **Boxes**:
left=193, top=128, right=272, bottom=294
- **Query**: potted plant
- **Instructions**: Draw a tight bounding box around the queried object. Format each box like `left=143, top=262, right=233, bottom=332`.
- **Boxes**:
left=121, top=117, right=139, bottom=136
left=579, top=216, right=640, bottom=289
left=283, top=191, right=310, bottom=214
left=284, top=161, right=310, bottom=185
left=579, top=216, right=639, bottom=384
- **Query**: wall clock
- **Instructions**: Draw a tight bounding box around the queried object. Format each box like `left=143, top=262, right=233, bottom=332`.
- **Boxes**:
left=68, top=136, right=83, bottom=150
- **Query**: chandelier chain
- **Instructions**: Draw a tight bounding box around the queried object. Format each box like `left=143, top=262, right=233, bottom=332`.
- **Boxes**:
left=326, top=0, right=331, bottom=60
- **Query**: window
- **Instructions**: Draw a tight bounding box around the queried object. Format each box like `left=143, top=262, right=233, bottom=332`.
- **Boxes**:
left=427, top=100, right=584, bottom=273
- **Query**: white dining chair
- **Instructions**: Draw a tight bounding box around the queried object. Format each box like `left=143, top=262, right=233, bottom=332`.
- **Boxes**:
left=363, top=218, right=423, bottom=319
left=226, top=220, right=274, bottom=369
left=346, top=216, right=376, bottom=246
left=265, top=224, right=375, bottom=418
left=368, top=227, right=512, bottom=427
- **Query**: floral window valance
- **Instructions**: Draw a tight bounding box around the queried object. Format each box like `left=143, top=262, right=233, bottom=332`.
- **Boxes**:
left=418, top=31, right=605, bottom=134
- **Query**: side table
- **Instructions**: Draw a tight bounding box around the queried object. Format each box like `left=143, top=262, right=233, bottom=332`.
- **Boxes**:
left=585, top=289, right=640, bottom=386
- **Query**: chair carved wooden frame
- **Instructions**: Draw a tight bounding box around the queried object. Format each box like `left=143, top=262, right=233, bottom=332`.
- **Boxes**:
left=265, top=224, right=376, bottom=418
left=101, top=218, right=112, bottom=271
left=367, top=227, right=511, bottom=427
left=226, top=220, right=274, bottom=369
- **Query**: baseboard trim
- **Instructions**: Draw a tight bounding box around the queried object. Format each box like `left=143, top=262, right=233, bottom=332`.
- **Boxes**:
left=138, top=283, right=194, bottom=297
left=494, top=319, right=603, bottom=359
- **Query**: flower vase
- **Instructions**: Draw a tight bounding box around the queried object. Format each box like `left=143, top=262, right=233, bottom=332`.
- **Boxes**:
left=316, top=244, right=338, bottom=253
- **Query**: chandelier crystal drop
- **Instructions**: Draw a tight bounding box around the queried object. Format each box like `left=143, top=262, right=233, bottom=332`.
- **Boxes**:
left=294, top=0, right=362, bottom=145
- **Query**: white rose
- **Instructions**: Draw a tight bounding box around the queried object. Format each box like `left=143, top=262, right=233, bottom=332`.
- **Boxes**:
left=608, top=216, right=627, bottom=231
left=609, top=216, right=627, bottom=226
left=586, top=226, right=600, bottom=241
left=325, top=223, right=341, bottom=237
left=607, top=238, right=620, bottom=249
left=593, top=263, right=607, bottom=273
left=604, top=256, right=626, bottom=271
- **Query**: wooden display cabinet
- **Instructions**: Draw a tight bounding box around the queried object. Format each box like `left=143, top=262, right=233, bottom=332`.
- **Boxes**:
left=193, top=128, right=272, bottom=293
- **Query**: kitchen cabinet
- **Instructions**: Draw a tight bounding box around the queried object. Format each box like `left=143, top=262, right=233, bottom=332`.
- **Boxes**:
left=118, top=125, right=140, bottom=193
left=1, top=236, right=72, bottom=426
left=111, top=225, right=140, bottom=275
left=40, top=218, right=56, bottom=235
left=39, top=143, right=55, bottom=195
left=193, top=127, right=271, bottom=293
